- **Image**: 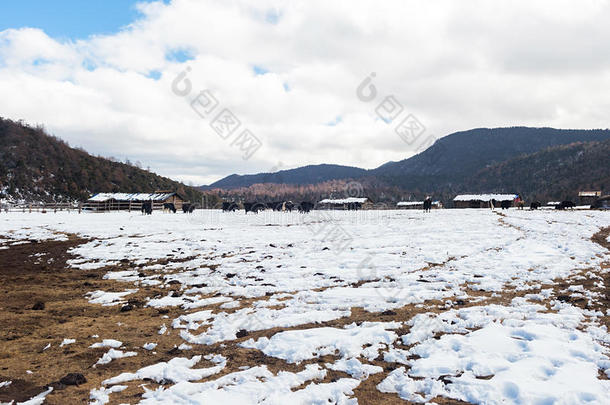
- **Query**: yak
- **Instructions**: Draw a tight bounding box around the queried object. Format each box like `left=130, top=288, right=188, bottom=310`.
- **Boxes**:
left=141, top=201, right=153, bottom=215
left=298, top=201, right=314, bottom=213
left=222, top=202, right=238, bottom=212
left=423, top=198, right=432, bottom=213
left=244, top=202, right=265, bottom=214
left=500, top=200, right=511, bottom=210
left=267, top=201, right=285, bottom=211
left=556, top=200, right=575, bottom=210
left=530, top=201, right=542, bottom=210
left=182, top=203, right=195, bottom=213
left=163, top=203, right=177, bottom=213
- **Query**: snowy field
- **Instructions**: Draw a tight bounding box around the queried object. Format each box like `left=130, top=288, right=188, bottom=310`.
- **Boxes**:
left=1, top=208, right=609, bottom=404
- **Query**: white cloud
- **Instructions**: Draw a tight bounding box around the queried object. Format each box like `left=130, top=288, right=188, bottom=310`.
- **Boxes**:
left=1, top=0, right=609, bottom=185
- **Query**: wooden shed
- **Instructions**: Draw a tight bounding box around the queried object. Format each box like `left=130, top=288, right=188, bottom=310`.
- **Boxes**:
left=397, top=201, right=442, bottom=210
left=318, top=197, right=370, bottom=210
left=591, top=195, right=610, bottom=210
left=578, top=191, right=602, bottom=205
left=83, top=192, right=186, bottom=212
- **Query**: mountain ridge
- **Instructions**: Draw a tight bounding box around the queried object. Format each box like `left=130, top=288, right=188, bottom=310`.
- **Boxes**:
left=0, top=117, right=209, bottom=204
left=204, top=127, right=610, bottom=191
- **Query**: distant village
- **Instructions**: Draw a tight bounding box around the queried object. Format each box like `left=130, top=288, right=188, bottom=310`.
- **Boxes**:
left=2, top=190, right=608, bottom=213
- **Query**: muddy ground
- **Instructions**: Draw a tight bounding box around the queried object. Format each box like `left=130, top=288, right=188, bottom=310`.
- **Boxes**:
left=0, top=228, right=608, bottom=404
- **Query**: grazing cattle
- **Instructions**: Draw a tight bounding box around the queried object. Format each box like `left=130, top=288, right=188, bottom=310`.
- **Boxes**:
left=222, top=202, right=238, bottom=212
left=267, top=201, right=285, bottom=211
left=182, top=203, right=195, bottom=213
left=141, top=201, right=153, bottom=215
left=284, top=201, right=294, bottom=212
left=244, top=202, right=265, bottom=214
left=556, top=200, right=575, bottom=210
left=298, top=201, right=314, bottom=213
left=423, top=198, right=432, bottom=213
left=530, top=201, right=541, bottom=210
left=163, top=203, right=177, bottom=213
left=500, top=200, right=511, bottom=210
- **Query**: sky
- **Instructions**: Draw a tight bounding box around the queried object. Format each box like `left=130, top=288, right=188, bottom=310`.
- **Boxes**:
left=0, top=0, right=609, bottom=185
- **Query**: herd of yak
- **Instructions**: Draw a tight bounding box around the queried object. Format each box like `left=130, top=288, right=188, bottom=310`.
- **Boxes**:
left=519, top=200, right=575, bottom=210
left=222, top=201, right=315, bottom=214
left=138, top=199, right=579, bottom=215
left=140, top=202, right=195, bottom=215
left=139, top=201, right=314, bottom=215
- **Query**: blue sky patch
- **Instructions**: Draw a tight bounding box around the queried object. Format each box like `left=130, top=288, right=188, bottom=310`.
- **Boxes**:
left=165, top=49, right=194, bottom=63
left=326, top=116, right=343, bottom=126
left=265, top=9, right=281, bottom=25
left=147, top=70, right=162, bottom=80
left=0, top=0, right=153, bottom=40
left=253, top=65, right=269, bottom=76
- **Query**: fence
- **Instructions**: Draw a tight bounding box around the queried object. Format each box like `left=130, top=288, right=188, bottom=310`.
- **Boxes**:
left=0, top=203, right=81, bottom=213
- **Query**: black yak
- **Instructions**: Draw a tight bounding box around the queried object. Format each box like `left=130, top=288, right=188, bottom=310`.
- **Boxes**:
left=556, top=201, right=575, bottom=210
left=141, top=201, right=153, bottom=215
left=423, top=197, right=432, bottom=213
left=298, top=201, right=314, bottom=213
left=222, top=202, right=238, bottom=212
left=244, top=202, right=265, bottom=214
left=530, top=201, right=541, bottom=210
left=163, top=203, right=176, bottom=213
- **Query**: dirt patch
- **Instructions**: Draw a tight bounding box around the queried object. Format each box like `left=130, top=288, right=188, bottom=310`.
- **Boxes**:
left=0, top=238, right=200, bottom=404
left=3, top=226, right=609, bottom=403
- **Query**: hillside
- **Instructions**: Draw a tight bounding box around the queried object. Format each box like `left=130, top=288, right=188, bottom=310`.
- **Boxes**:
left=0, top=118, right=205, bottom=203
left=204, top=164, right=366, bottom=190
left=206, top=127, right=610, bottom=195
left=370, top=127, right=610, bottom=189
left=464, top=140, right=610, bottom=202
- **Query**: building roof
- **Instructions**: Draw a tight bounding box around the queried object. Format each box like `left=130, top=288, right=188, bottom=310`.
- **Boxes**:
left=318, top=197, right=368, bottom=204
left=578, top=191, right=602, bottom=197
left=397, top=201, right=441, bottom=206
left=454, top=194, right=518, bottom=202
left=87, top=192, right=179, bottom=202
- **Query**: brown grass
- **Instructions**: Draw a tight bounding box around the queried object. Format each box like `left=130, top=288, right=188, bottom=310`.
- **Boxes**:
left=1, top=224, right=608, bottom=404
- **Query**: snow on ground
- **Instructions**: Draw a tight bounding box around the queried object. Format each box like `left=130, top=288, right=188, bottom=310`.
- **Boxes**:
left=241, top=322, right=401, bottom=363
left=1, top=208, right=609, bottom=403
left=17, top=387, right=54, bottom=405
left=89, top=339, right=123, bottom=349
left=59, top=338, right=75, bottom=347
left=136, top=364, right=358, bottom=405
left=103, top=355, right=226, bottom=385
left=94, top=349, right=137, bottom=366
left=86, top=289, right=138, bottom=306
left=380, top=300, right=609, bottom=403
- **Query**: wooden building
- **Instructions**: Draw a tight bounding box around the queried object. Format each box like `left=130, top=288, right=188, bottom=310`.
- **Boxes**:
left=397, top=201, right=442, bottom=210
left=83, top=192, right=186, bottom=212
left=592, top=195, right=610, bottom=210
left=578, top=191, right=602, bottom=205
left=453, top=194, right=518, bottom=208
left=318, top=197, right=370, bottom=210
